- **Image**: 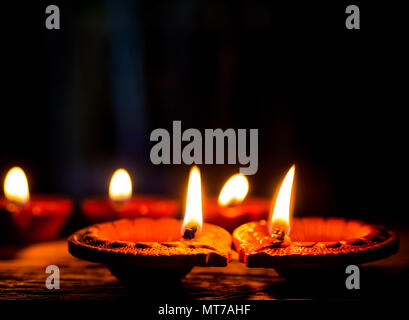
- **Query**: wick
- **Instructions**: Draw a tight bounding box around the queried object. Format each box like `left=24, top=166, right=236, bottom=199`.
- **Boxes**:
left=226, top=200, right=239, bottom=208
left=255, top=226, right=290, bottom=252
left=183, top=226, right=198, bottom=240
left=111, top=199, right=127, bottom=207
left=272, top=227, right=285, bottom=241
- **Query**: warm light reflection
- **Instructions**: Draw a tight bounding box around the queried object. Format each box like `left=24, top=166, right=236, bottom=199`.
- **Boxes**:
left=218, top=174, right=249, bottom=206
left=268, top=165, right=295, bottom=235
left=109, top=169, right=132, bottom=202
left=181, top=166, right=203, bottom=236
left=4, top=167, right=30, bottom=204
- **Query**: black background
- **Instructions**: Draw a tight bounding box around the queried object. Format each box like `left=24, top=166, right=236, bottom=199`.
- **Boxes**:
left=0, top=1, right=407, bottom=227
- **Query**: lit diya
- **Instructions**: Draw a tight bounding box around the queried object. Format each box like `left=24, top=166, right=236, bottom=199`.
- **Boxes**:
left=81, top=168, right=179, bottom=223
left=205, top=174, right=270, bottom=232
left=69, top=166, right=232, bottom=283
left=233, top=165, right=399, bottom=275
left=0, top=167, right=73, bottom=243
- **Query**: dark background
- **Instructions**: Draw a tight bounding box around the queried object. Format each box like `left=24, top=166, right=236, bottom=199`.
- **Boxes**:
left=0, top=1, right=406, bottom=224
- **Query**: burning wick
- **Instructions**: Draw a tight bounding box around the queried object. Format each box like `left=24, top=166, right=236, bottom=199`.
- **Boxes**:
left=265, top=165, right=295, bottom=248
left=4, top=167, right=30, bottom=209
left=271, top=227, right=285, bottom=241
left=181, top=166, right=203, bottom=240
left=182, top=225, right=198, bottom=240
left=109, top=168, right=132, bottom=205
left=263, top=225, right=291, bottom=249
left=218, top=174, right=249, bottom=207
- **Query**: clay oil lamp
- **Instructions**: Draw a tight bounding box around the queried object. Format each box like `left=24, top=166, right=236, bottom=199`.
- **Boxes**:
left=69, top=166, right=232, bottom=284
left=81, top=168, right=179, bottom=223
left=0, top=167, right=73, bottom=243
left=205, top=174, right=270, bottom=232
left=233, top=165, right=399, bottom=277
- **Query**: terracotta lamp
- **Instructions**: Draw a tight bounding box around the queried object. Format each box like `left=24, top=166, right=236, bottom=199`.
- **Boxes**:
left=205, top=174, right=270, bottom=232
left=233, top=165, right=399, bottom=276
left=0, top=167, right=73, bottom=243
left=81, top=168, right=179, bottom=223
left=69, top=166, right=232, bottom=283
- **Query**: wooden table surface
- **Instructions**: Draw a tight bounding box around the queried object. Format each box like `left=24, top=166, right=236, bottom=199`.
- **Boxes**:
left=1, top=228, right=408, bottom=301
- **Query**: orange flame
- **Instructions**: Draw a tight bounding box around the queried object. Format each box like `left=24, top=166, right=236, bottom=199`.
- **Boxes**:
left=268, top=165, right=295, bottom=235
left=109, top=169, right=132, bottom=202
left=181, top=166, right=203, bottom=237
left=4, top=167, right=30, bottom=204
left=218, top=174, right=249, bottom=206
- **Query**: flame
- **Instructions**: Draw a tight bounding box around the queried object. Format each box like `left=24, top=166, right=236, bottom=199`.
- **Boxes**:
left=109, top=169, right=132, bottom=202
left=218, top=174, right=249, bottom=206
left=4, top=167, right=30, bottom=204
left=268, top=165, right=295, bottom=235
left=181, top=166, right=203, bottom=237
